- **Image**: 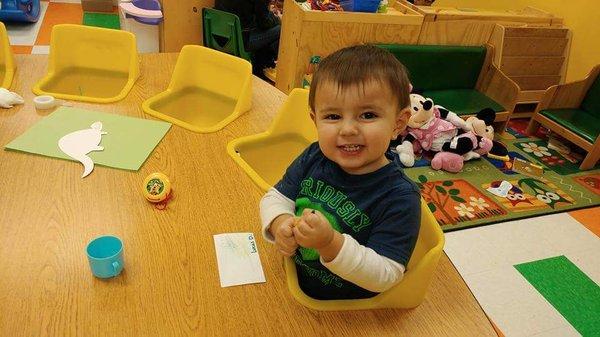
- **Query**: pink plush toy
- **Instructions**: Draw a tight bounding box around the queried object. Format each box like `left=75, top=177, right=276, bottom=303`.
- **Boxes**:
left=395, top=94, right=492, bottom=173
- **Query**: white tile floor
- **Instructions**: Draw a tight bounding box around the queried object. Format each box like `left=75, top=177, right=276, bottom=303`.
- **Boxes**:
left=444, top=213, right=600, bottom=337
left=31, top=45, right=50, bottom=54
left=6, top=0, right=155, bottom=55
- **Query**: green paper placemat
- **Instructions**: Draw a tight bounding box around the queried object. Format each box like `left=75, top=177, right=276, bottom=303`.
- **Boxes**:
left=5, top=107, right=171, bottom=171
left=515, top=255, right=600, bottom=337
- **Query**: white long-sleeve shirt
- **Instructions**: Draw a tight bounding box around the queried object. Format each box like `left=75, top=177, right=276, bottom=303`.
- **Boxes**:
left=259, top=188, right=404, bottom=293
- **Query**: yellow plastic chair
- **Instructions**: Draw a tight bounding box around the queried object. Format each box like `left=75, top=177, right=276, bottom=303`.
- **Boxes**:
left=33, top=24, right=139, bottom=103
left=143, top=45, right=252, bottom=133
left=0, top=22, right=15, bottom=89
left=228, top=88, right=444, bottom=310
left=285, top=199, right=444, bottom=311
left=227, top=88, right=315, bottom=190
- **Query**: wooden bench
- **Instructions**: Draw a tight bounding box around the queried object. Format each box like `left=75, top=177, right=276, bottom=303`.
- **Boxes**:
left=378, top=44, right=519, bottom=132
left=526, top=65, right=600, bottom=170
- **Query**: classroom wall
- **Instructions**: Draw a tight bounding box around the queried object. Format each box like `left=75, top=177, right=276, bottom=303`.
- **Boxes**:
left=435, top=0, right=600, bottom=82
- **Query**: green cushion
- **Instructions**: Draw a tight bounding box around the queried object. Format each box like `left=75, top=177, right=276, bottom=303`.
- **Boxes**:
left=581, top=74, right=600, bottom=116
left=377, top=44, right=486, bottom=91
left=422, top=89, right=505, bottom=116
left=541, top=109, right=600, bottom=143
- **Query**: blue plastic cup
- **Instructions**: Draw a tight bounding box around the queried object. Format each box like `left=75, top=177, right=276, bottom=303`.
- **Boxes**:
left=86, top=235, right=124, bottom=278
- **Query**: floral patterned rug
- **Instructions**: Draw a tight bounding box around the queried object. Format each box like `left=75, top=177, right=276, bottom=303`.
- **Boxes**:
left=402, top=133, right=600, bottom=232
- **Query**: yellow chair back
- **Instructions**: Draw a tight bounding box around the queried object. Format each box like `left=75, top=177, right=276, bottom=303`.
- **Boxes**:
left=227, top=88, right=315, bottom=189
left=143, top=45, right=252, bottom=133
left=0, top=22, right=15, bottom=89
left=33, top=24, right=139, bottom=103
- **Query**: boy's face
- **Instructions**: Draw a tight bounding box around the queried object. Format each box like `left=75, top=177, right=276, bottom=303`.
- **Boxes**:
left=311, top=79, right=409, bottom=175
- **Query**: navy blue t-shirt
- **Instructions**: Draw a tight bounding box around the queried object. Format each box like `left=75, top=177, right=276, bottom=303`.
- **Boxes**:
left=274, top=142, right=421, bottom=300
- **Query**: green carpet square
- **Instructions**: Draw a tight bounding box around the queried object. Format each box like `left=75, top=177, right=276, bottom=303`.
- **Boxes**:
left=515, top=256, right=600, bottom=337
left=83, top=12, right=120, bottom=30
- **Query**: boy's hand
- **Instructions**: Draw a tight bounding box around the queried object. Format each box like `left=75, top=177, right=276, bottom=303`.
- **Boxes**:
left=293, top=209, right=334, bottom=250
left=270, top=215, right=298, bottom=257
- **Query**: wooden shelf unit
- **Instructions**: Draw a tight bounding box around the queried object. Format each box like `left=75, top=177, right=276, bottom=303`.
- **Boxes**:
left=275, top=0, right=423, bottom=94
left=274, top=1, right=566, bottom=94
left=489, top=24, right=571, bottom=117
left=400, top=1, right=562, bottom=46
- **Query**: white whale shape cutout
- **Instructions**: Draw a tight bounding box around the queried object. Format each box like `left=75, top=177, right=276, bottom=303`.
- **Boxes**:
left=58, top=121, right=107, bottom=178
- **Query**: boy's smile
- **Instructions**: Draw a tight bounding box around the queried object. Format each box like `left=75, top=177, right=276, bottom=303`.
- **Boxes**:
left=339, top=144, right=363, bottom=154
left=312, top=79, right=409, bottom=175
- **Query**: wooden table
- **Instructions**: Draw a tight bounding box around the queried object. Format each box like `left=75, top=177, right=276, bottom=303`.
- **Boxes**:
left=0, top=54, right=497, bottom=337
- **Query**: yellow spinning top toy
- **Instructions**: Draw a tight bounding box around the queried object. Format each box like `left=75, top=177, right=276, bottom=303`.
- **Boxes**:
left=143, top=173, right=171, bottom=204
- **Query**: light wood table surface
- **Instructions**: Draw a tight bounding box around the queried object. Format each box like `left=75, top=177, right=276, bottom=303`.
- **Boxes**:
left=0, top=54, right=497, bottom=337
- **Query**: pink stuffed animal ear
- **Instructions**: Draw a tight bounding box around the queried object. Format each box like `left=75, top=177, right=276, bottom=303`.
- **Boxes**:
left=409, top=83, right=413, bottom=93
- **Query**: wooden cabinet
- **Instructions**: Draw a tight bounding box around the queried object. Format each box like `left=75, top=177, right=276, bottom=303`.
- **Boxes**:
left=489, top=24, right=571, bottom=117
left=275, top=0, right=423, bottom=93
left=274, top=0, right=566, bottom=94
left=159, top=0, right=213, bottom=52
left=400, top=1, right=562, bottom=46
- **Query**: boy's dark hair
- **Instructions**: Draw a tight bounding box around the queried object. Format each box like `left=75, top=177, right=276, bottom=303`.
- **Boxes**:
left=308, top=45, right=410, bottom=113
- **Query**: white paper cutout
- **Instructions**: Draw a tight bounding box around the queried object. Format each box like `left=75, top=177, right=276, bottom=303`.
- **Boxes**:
left=0, top=88, right=25, bottom=108
left=486, top=180, right=513, bottom=198
left=58, top=121, right=107, bottom=178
